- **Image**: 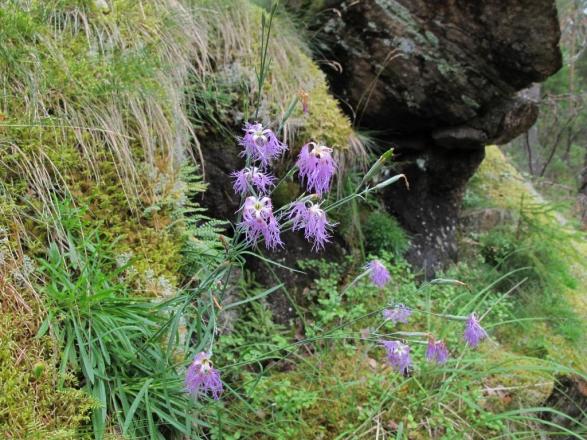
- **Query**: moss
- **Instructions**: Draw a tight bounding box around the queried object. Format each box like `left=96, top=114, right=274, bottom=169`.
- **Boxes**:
left=0, top=323, right=93, bottom=439
left=363, top=211, right=410, bottom=257
left=236, top=349, right=386, bottom=439
left=478, top=348, right=554, bottom=411
left=229, top=341, right=552, bottom=439
left=0, top=1, right=203, bottom=434
left=300, top=61, right=356, bottom=151
left=0, top=259, right=93, bottom=438
left=66, top=151, right=184, bottom=290
left=0, top=0, right=193, bottom=292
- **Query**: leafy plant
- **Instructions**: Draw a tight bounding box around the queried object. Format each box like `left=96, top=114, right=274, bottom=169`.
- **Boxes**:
left=363, top=211, right=410, bottom=257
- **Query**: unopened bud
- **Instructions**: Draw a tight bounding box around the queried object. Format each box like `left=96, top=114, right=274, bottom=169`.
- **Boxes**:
left=373, top=174, right=409, bottom=191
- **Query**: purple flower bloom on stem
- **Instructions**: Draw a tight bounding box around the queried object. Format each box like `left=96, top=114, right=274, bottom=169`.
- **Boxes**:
left=185, top=352, right=223, bottom=400
left=239, top=196, right=282, bottom=250
left=426, top=337, right=449, bottom=364
left=381, top=340, right=412, bottom=375
left=231, top=167, right=276, bottom=196
left=367, top=260, right=391, bottom=288
left=464, top=313, right=488, bottom=348
left=296, top=142, right=336, bottom=195
left=383, top=304, right=412, bottom=324
left=288, top=201, right=333, bottom=251
left=240, top=122, right=287, bottom=167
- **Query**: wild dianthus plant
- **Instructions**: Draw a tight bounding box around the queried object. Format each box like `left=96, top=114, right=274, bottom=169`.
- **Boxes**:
left=172, top=3, right=494, bottom=406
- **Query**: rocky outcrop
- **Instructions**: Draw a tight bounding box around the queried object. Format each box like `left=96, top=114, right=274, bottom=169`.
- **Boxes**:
left=305, top=0, right=562, bottom=274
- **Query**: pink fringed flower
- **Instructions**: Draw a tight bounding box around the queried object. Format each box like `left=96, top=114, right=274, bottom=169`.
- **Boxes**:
left=231, top=167, right=276, bottom=195
left=367, top=260, right=391, bottom=288
left=383, top=304, right=412, bottom=324
left=464, top=313, right=488, bottom=348
left=296, top=142, right=336, bottom=195
left=239, top=196, right=282, bottom=250
left=240, top=122, right=287, bottom=167
left=289, top=201, right=309, bottom=231
left=288, top=201, right=333, bottom=251
left=426, top=337, right=449, bottom=364
left=185, top=352, right=223, bottom=400
left=381, top=340, right=412, bottom=375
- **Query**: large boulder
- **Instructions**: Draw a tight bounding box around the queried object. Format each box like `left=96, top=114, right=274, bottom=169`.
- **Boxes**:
left=305, top=0, right=562, bottom=274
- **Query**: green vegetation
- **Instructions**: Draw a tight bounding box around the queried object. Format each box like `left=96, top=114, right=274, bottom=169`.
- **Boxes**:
left=1, top=0, right=585, bottom=439
left=204, top=251, right=584, bottom=439
left=363, top=211, right=410, bottom=257
left=467, top=147, right=587, bottom=370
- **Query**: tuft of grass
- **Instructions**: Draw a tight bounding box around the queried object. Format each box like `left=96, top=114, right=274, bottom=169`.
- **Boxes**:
left=35, top=200, right=214, bottom=439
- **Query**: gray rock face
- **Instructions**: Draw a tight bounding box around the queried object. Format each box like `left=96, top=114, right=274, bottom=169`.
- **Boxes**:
left=308, top=0, right=562, bottom=274
left=315, top=0, right=561, bottom=138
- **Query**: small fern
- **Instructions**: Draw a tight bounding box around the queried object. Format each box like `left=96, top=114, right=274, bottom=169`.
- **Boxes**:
left=175, top=165, right=228, bottom=277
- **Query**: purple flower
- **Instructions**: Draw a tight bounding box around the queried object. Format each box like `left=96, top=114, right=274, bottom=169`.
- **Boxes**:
left=381, top=340, right=412, bottom=375
left=426, top=338, right=449, bottom=364
left=185, top=352, right=223, bottom=400
left=231, top=167, right=276, bottom=196
left=239, top=196, right=282, bottom=250
left=288, top=201, right=333, bottom=251
left=383, top=304, right=412, bottom=324
left=296, top=142, right=336, bottom=195
left=464, top=313, right=488, bottom=348
left=240, top=122, right=287, bottom=167
left=367, top=260, right=391, bottom=288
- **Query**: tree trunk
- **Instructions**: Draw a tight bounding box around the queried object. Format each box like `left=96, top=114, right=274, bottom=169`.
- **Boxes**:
left=524, top=84, right=542, bottom=175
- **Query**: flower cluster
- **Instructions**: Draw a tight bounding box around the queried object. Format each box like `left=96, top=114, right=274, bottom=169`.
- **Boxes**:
left=185, top=352, right=223, bottom=400
left=379, top=313, right=488, bottom=375
left=464, top=313, right=488, bottom=348
left=426, top=337, right=449, bottom=365
left=207, top=116, right=493, bottom=395
left=231, top=167, right=275, bottom=195
left=231, top=122, right=337, bottom=252
left=296, top=142, right=336, bottom=195
left=240, top=122, right=287, bottom=167
left=240, top=196, right=282, bottom=250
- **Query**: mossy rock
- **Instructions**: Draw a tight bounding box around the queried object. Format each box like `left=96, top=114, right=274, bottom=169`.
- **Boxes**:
left=0, top=308, right=93, bottom=438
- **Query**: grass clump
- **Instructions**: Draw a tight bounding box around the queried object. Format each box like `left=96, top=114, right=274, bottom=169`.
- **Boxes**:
left=35, top=201, right=212, bottom=439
